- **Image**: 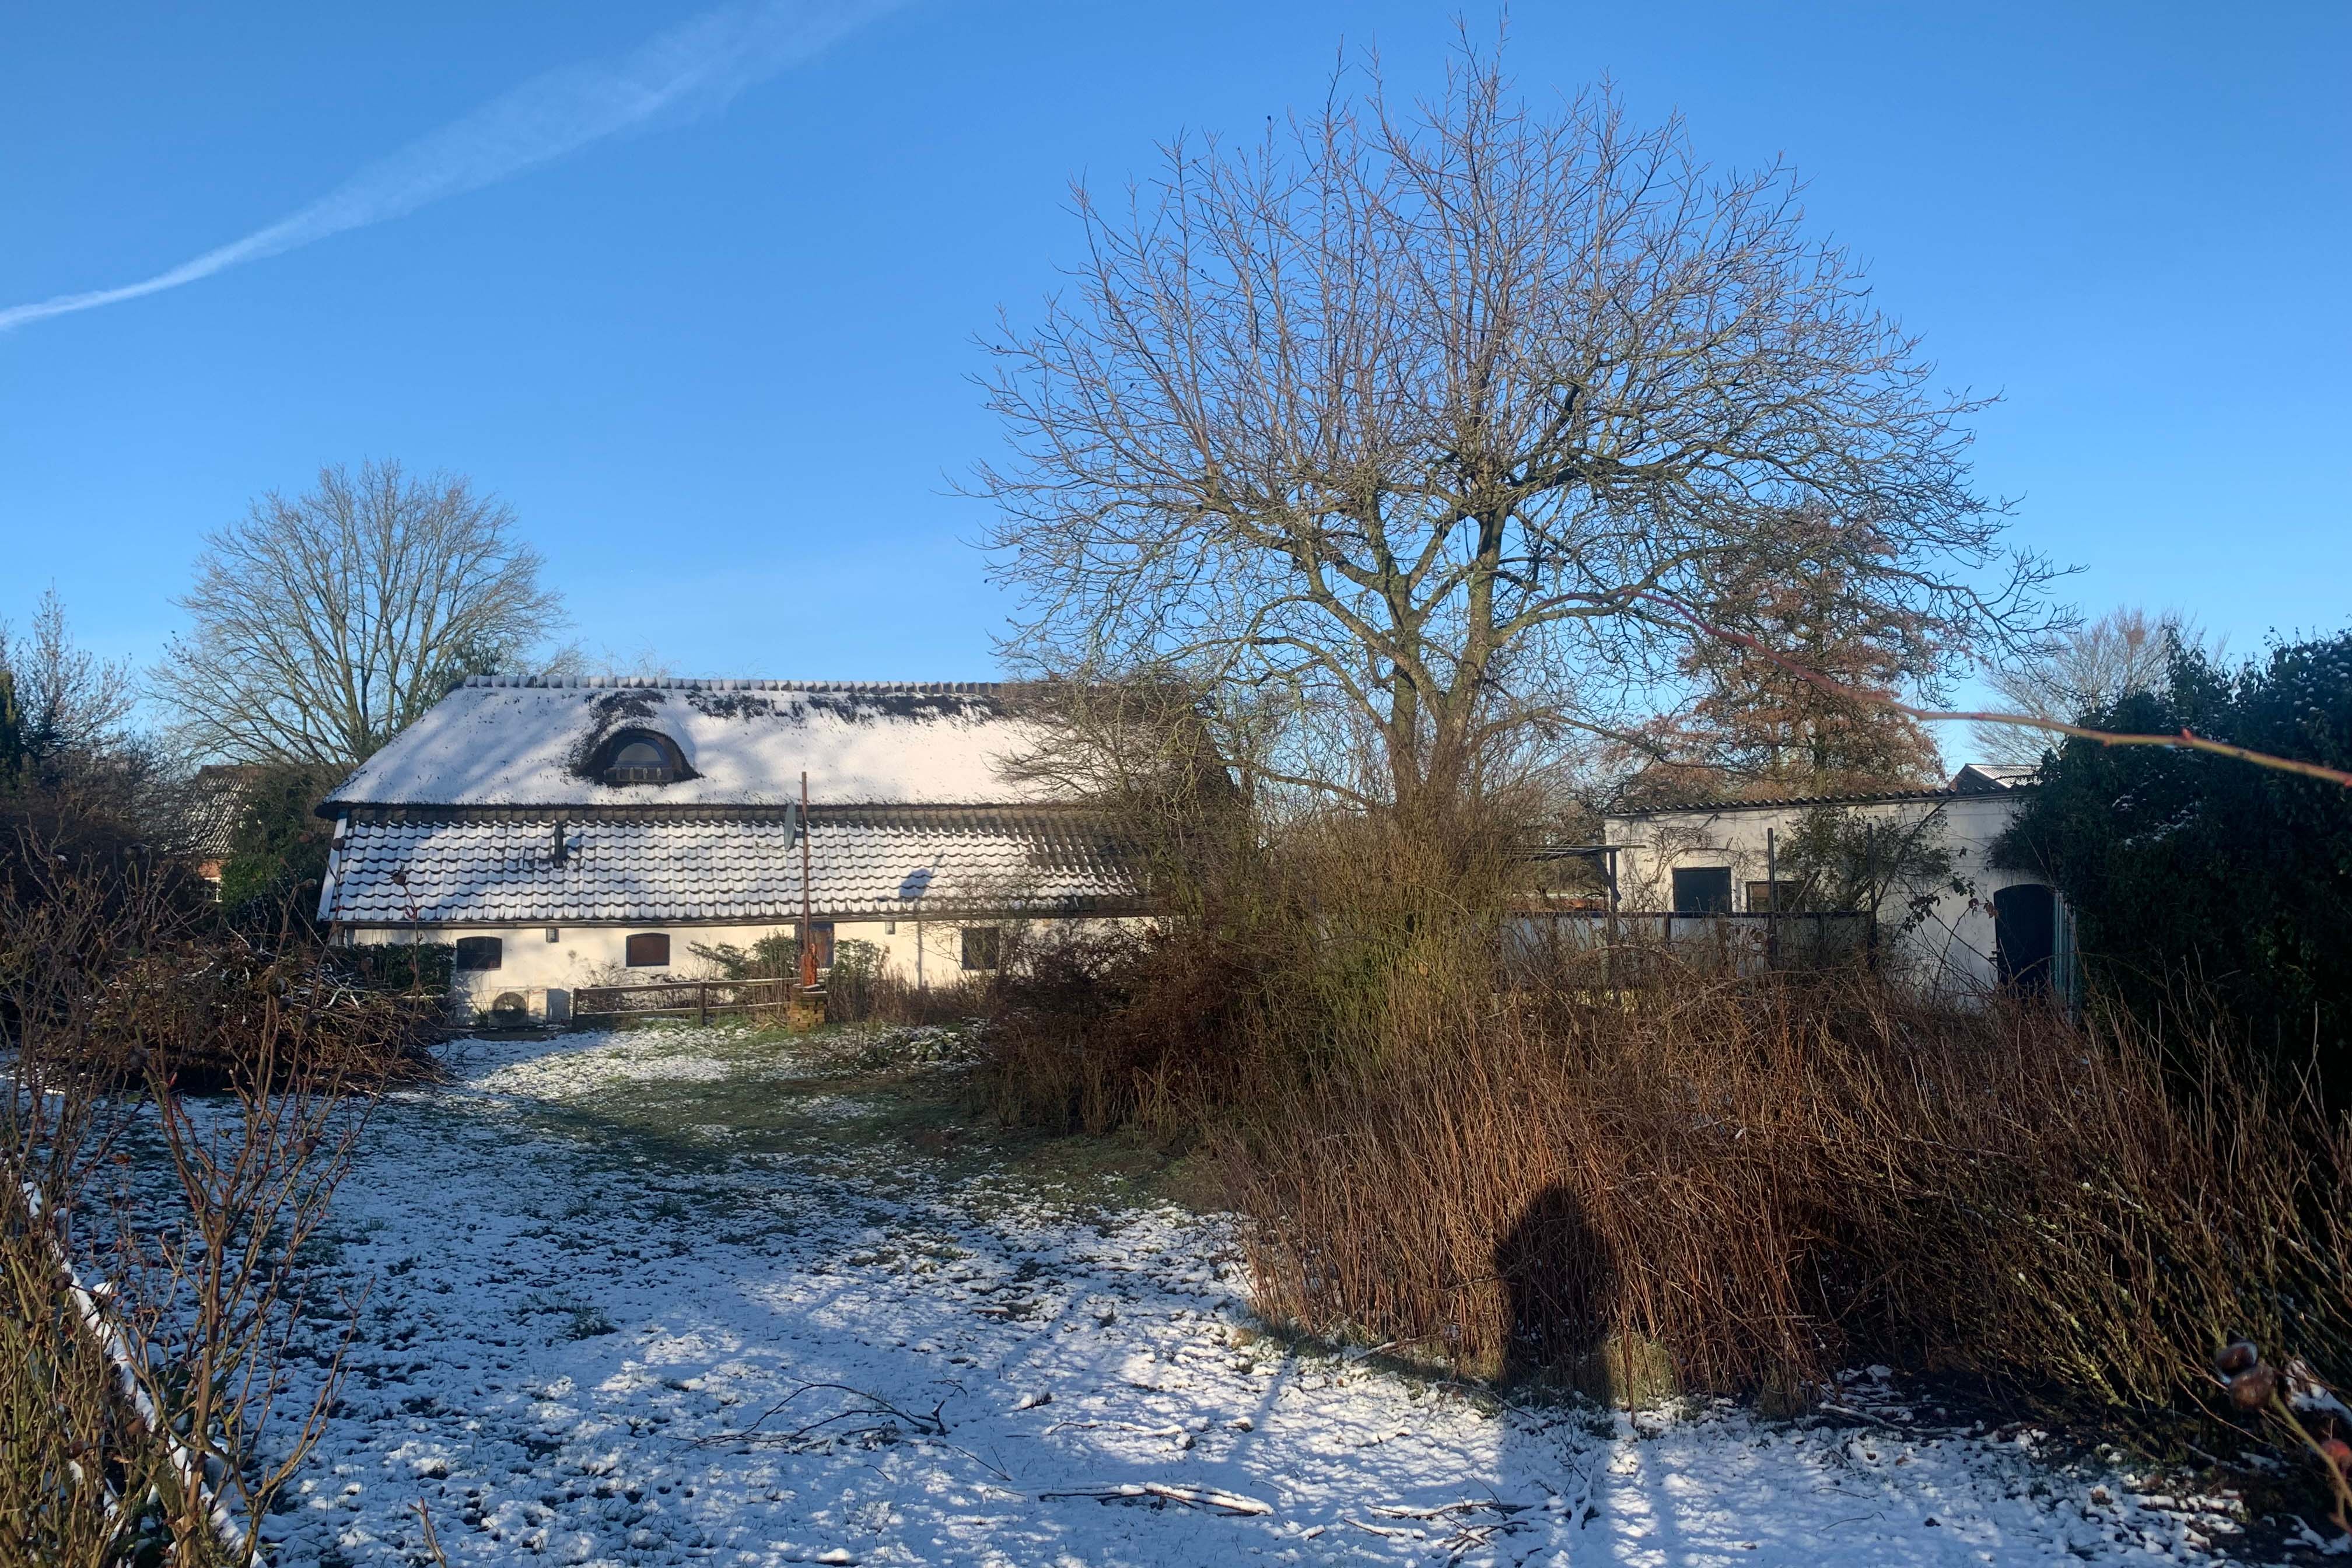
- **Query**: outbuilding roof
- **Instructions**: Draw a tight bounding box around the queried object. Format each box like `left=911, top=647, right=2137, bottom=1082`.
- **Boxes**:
left=180, top=763, right=265, bottom=860
left=323, top=677, right=1060, bottom=811
left=1606, top=764, right=2038, bottom=820
left=320, top=807, right=1143, bottom=926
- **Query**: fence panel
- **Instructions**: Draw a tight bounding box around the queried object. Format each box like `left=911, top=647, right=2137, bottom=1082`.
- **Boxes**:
left=1504, top=910, right=1874, bottom=985
left=570, top=977, right=796, bottom=1023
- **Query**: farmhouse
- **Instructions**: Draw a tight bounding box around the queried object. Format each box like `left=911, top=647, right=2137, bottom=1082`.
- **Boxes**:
left=314, top=677, right=1149, bottom=1021
left=1598, top=762, right=2074, bottom=996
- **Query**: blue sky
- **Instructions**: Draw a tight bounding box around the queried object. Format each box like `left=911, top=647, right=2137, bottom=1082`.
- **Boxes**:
left=4, top=2, right=2347, bottom=708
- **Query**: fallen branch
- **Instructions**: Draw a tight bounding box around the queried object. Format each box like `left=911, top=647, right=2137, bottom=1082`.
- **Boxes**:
left=692, top=1381, right=948, bottom=1449
left=1039, top=1481, right=1272, bottom=1516
left=1367, top=1497, right=1530, bottom=1521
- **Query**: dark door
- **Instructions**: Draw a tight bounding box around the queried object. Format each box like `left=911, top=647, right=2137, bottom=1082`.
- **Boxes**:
left=1671, top=867, right=1733, bottom=915
left=1994, top=884, right=2056, bottom=994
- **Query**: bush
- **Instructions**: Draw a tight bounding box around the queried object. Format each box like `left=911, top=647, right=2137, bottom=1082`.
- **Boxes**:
left=1999, top=632, right=2352, bottom=1096
left=3, top=836, right=410, bottom=1563
left=978, top=925, right=1266, bottom=1132
left=4, top=828, right=440, bottom=1093
left=334, top=940, right=454, bottom=996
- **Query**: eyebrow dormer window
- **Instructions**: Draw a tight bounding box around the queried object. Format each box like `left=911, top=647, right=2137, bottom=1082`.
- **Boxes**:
left=600, top=730, right=682, bottom=785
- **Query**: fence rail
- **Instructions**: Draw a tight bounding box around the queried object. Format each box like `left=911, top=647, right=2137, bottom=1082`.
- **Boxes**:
left=571, top=976, right=809, bottom=1024
left=1506, top=909, right=1875, bottom=984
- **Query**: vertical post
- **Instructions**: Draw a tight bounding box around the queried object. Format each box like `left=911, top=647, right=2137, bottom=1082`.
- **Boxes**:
left=696, top=982, right=708, bottom=1027
left=799, top=769, right=817, bottom=993
left=1765, top=827, right=1778, bottom=970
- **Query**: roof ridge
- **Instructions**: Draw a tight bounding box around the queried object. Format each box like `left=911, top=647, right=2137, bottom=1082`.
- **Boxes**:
left=1607, top=784, right=2035, bottom=818
left=459, top=676, right=1009, bottom=693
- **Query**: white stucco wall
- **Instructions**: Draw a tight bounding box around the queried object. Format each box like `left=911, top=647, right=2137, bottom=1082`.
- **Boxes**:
left=343, top=915, right=1148, bottom=1020
left=1602, top=792, right=2066, bottom=997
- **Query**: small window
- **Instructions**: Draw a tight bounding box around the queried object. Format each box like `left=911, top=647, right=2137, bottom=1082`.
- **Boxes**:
left=1671, top=867, right=1732, bottom=915
left=960, top=926, right=1002, bottom=972
left=601, top=731, right=680, bottom=785
left=1745, top=880, right=1802, bottom=914
left=625, top=932, right=671, bottom=968
left=454, top=936, right=503, bottom=971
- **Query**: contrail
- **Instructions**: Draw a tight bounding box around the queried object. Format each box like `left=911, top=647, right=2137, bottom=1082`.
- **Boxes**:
left=0, top=0, right=897, bottom=335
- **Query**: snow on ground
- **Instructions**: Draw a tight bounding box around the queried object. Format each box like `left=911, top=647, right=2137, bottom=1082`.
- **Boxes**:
left=265, top=1026, right=2247, bottom=1566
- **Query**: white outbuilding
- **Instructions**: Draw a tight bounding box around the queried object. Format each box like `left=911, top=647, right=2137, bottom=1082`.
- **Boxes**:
left=315, top=677, right=1149, bottom=1023
left=1598, top=763, right=2073, bottom=998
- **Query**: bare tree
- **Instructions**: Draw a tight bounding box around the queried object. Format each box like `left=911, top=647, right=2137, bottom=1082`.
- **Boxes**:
left=1968, top=607, right=2221, bottom=766
left=977, top=38, right=2053, bottom=823
left=158, top=461, right=565, bottom=764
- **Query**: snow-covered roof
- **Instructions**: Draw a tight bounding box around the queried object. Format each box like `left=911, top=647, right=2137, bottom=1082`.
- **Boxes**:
left=320, top=808, right=1144, bottom=925
left=325, top=678, right=1062, bottom=810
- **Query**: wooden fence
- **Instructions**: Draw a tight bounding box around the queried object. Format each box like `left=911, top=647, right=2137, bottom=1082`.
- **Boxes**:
left=1505, top=909, right=1875, bottom=985
left=571, top=976, right=805, bottom=1024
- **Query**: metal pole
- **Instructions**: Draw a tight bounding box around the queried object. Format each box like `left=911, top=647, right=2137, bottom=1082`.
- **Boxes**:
left=1766, top=827, right=1778, bottom=969
left=799, top=769, right=817, bottom=993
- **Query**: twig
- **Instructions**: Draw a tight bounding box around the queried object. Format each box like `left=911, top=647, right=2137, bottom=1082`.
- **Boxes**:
left=415, top=1500, right=453, bottom=1568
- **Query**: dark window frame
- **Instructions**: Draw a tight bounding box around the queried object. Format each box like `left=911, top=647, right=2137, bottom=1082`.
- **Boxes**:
left=625, top=932, right=671, bottom=968
left=454, top=936, right=503, bottom=971
left=600, top=729, right=684, bottom=786
left=960, top=925, right=1002, bottom=972
left=1671, top=866, right=1734, bottom=915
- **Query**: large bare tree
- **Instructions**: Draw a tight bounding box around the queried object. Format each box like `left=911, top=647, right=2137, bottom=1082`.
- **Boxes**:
left=977, top=41, right=2052, bottom=820
left=159, top=461, right=564, bottom=764
left=1969, top=607, right=2220, bottom=767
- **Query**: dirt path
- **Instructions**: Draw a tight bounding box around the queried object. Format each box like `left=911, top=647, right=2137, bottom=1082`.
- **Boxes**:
left=264, top=1025, right=2243, bottom=1566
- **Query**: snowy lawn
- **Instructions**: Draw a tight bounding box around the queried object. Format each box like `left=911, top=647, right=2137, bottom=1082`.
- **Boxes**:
left=264, top=1024, right=2251, bottom=1566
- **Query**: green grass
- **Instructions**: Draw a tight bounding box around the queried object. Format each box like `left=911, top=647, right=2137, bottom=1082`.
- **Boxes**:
left=462, top=1020, right=1217, bottom=1219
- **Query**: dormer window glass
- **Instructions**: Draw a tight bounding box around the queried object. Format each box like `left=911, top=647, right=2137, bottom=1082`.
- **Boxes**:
left=600, top=730, right=682, bottom=785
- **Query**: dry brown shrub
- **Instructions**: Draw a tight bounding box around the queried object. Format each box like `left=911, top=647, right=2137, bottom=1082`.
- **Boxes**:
left=978, top=926, right=1268, bottom=1133
left=1224, top=970, right=2352, bottom=1429
left=3, top=839, right=423, bottom=1562
left=975, top=803, right=1527, bottom=1133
